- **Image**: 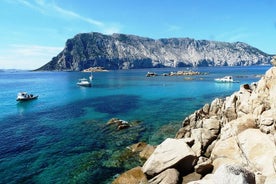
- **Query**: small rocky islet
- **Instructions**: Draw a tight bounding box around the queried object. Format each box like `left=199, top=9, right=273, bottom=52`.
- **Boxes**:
left=113, top=56, right=276, bottom=184
left=146, top=70, right=207, bottom=77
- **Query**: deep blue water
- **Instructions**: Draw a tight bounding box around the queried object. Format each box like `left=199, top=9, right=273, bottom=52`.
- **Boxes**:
left=0, top=66, right=270, bottom=183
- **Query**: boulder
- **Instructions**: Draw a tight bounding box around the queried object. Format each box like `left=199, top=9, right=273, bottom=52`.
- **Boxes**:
left=129, top=142, right=147, bottom=152
left=235, top=86, right=253, bottom=117
left=271, top=56, right=276, bottom=66
left=202, top=117, right=220, bottom=135
left=224, top=106, right=238, bottom=122
left=213, top=164, right=255, bottom=184
left=202, top=103, right=210, bottom=114
left=183, top=137, right=195, bottom=147
left=237, top=128, right=276, bottom=176
left=209, top=98, right=224, bottom=116
left=148, top=168, right=179, bottom=184
left=139, top=145, right=155, bottom=160
left=142, top=138, right=197, bottom=176
left=204, top=140, right=217, bottom=158
left=219, top=115, right=256, bottom=140
left=211, top=136, right=246, bottom=171
left=182, top=172, right=202, bottom=184
left=259, top=109, right=276, bottom=134
left=190, top=128, right=217, bottom=156
left=194, top=157, right=213, bottom=176
left=187, top=174, right=214, bottom=184
left=128, top=142, right=155, bottom=160
left=175, top=127, right=191, bottom=139
left=265, top=174, right=276, bottom=184
left=112, top=166, right=148, bottom=184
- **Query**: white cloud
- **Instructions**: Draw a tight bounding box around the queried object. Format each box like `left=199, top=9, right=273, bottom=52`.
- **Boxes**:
left=14, top=0, right=119, bottom=33
left=14, top=0, right=45, bottom=14
left=1, top=1, right=122, bottom=69
left=52, top=4, right=104, bottom=27
left=0, top=45, right=63, bottom=69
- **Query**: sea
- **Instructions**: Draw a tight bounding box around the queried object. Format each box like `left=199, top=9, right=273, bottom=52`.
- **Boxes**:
left=0, top=66, right=270, bottom=184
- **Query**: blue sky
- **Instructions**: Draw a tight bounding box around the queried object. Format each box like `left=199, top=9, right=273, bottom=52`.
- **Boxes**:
left=1, top=0, right=275, bottom=69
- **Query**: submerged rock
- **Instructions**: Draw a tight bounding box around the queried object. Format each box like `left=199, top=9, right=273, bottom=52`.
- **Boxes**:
left=106, top=118, right=131, bottom=130
left=128, top=142, right=155, bottom=160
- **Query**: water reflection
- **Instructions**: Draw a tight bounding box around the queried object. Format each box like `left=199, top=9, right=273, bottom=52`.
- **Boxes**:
left=16, top=100, right=37, bottom=115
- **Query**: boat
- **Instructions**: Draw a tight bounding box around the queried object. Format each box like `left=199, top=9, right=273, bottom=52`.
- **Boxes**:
left=214, top=76, right=239, bottom=83
left=16, top=92, right=38, bottom=101
left=89, top=72, right=93, bottom=81
left=146, top=72, right=158, bottom=77
left=77, top=78, right=92, bottom=87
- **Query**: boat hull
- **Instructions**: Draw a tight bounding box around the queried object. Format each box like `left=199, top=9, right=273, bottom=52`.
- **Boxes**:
left=214, top=76, right=239, bottom=83
left=16, top=96, right=38, bottom=101
left=77, top=83, right=91, bottom=87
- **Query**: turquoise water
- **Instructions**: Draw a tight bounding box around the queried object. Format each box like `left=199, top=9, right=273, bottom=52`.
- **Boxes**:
left=0, top=66, right=270, bottom=183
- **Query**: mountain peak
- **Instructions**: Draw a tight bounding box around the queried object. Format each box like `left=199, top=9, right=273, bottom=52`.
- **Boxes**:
left=37, top=32, right=272, bottom=71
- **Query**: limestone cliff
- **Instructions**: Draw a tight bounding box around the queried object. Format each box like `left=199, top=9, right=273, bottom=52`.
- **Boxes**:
left=37, top=32, right=272, bottom=71
left=114, top=58, right=276, bottom=184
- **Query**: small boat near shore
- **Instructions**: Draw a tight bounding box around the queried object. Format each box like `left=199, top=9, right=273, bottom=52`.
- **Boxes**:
left=214, top=76, right=239, bottom=83
left=77, top=78, right=92, bottom=87
left=146, top=72, right=158, bottom=77
left=16, top=92, right=38, bottom=101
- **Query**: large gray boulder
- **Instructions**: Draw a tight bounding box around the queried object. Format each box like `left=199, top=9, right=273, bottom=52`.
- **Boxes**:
left=213, top=164, right=255, bottom=184
left=237, top=129, right=276, bottom=176
left=212, top=128, right=276, bottom=176
left=265, top=175, right=276, bottom=184
left=142, top=138, right=197, bottom=176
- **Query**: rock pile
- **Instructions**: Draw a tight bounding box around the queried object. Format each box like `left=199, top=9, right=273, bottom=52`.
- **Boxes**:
left=113, top=65, right=276, bottom=183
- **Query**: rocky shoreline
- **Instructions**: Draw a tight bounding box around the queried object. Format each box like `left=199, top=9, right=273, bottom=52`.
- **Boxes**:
left=146, top=70, right=208, bottom=77
left=113, top=56, right=276, bottom=184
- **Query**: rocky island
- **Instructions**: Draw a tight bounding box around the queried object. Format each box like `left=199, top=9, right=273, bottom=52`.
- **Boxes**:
left=82, top=66, right=108, bottom=72
left=36, top=32, right=272, bottom=71
left=113, top=56, right=276, bottom=184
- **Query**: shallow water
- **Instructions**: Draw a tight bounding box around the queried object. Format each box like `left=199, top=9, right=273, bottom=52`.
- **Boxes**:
left=0, top=66, right=270, bottom=183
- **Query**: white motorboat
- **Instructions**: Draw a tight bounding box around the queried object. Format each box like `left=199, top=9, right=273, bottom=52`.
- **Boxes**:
left=16, top=92, right=38, bottom=101
left=214, top=76, right=238, bottom=83
left=77, top=78, right=92, bottom=87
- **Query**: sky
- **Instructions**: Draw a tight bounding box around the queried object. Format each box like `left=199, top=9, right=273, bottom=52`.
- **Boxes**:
left=0, top=0, right=275, bottom=70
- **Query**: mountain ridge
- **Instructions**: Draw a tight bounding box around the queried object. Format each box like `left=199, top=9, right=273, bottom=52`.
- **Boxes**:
left=37, top=32, right=272, bottom=71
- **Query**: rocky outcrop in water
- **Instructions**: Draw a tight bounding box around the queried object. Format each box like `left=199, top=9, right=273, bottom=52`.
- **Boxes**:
left=113, top=57, right=276, bottom=183
left=37, top=32, right=272, bottom=71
